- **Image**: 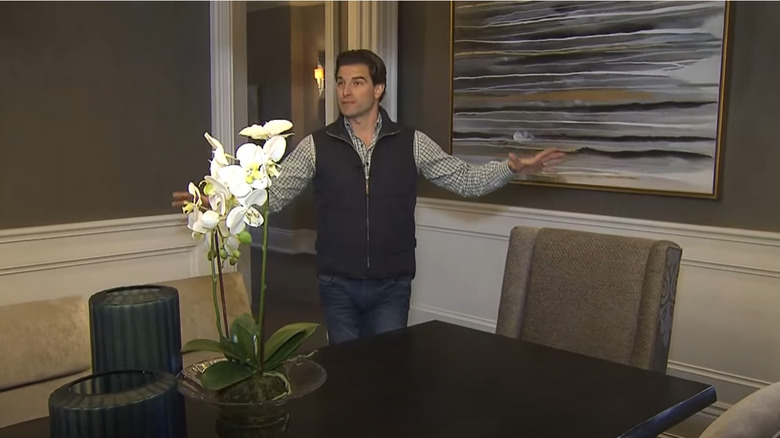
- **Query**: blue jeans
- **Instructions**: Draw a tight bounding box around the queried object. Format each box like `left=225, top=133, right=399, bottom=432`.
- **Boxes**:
left=318, top=274, right=413, bottom=345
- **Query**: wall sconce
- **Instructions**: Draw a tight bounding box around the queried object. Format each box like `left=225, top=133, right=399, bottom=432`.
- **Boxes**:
left=314, top=63, right=324, bottom=97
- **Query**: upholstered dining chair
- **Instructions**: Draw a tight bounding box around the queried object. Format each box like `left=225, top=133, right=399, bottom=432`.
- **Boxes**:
left=496, top=226, right=682, bottom=373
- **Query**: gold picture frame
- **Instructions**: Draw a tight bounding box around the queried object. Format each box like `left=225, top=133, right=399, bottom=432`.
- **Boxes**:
left=449, top=1, right=732, bottom=198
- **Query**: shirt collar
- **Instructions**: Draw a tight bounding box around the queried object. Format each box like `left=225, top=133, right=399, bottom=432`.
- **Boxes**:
left=343, top=111, right=383, bottom=135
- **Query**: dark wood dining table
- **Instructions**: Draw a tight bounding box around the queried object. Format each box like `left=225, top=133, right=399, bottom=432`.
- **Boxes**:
left=0, top=320, right=716, bottom=438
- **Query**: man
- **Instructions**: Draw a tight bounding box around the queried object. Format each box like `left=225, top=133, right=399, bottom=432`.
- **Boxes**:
left=175, top=49, right=563, bottom=345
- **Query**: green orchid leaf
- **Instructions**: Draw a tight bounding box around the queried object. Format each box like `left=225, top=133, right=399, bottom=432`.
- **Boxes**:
left=230, top=313, right=258, bottom=366
left=263, top=323, right=318, bottom=371
left=181, top=338, right=231, bottom=355
left=230, top=313, right=257, bottom=333
left=199, top=360, right=253, bottom=391
left=181, top=338, right=246, bottom=363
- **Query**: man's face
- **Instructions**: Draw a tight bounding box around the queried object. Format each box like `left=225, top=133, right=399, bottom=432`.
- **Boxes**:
left=336, top=64, right=384, bottom=118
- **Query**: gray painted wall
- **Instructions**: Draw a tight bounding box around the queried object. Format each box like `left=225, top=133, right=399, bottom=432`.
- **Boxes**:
left=398, top=2, right=780, bottom=233
left=0, top=2, right=211, bottom=230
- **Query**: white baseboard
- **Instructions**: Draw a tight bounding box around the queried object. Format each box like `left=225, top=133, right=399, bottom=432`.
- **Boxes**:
left=0, top=214, right=207, bottom=306
left=409, top=303, right=496, bottom=332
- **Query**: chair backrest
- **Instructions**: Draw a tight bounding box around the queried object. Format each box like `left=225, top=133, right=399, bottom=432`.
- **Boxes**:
left=496, top=226, right=682, bottom=373
left=158, top=271, right=252, bottom=345
left=699, top=381, right=780, bottom=438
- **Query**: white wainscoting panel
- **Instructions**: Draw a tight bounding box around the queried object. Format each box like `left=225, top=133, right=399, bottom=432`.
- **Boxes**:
left=0, top=214, right=210, bottom=306
left=410, top=197, right=780, bottom=437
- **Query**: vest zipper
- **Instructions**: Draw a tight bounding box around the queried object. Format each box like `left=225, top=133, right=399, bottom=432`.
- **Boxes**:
left=363, top=130, right=398, bottom=274
left=365, top=159, right=370, bottom=271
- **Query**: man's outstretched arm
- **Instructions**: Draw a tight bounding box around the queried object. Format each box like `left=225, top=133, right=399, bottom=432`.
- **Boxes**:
left=415, top=131, right=563, bottom=197
left=268, top=134, right=316, bottom=213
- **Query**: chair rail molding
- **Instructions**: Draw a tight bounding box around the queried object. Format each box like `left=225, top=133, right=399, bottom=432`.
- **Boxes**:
left=0, top=215, right=210, bottom=307
left=410, top=196, right=780, bottom=438
left=346, top=1, right=398, bottom=121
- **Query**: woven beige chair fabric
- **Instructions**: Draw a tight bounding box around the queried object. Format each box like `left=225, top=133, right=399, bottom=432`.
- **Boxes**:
left=496, top=226, right=682, bottom=373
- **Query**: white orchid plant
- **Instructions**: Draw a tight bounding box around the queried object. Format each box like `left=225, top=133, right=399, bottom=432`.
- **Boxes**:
left=179, top=120, right=318, bottom=393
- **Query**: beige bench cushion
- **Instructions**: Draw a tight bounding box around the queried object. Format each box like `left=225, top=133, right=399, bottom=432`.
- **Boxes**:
left=0, top=369, right=91, bottom=428
left=0, top=296, right=90, bottom=391
left=158, top=272, right=252, bottom=345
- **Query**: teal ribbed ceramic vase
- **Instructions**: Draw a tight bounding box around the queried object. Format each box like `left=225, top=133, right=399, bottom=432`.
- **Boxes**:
left=49, top=370, right=179, bottom=438
left=89, top=284, right=182, bottom=375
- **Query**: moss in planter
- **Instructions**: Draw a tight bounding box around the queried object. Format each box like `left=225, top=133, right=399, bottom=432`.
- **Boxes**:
left=218, top=372, right=291, bottom=404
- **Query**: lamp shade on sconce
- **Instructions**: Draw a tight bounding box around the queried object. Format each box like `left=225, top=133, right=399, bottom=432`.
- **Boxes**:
left=314, top=63, right=325, bottom=95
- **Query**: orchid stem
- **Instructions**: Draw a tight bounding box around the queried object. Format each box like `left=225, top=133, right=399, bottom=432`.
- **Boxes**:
left=209, top=234, right=225, bottom=340
left=214, top=231, right=230, bottom=339
left=257, top=199, right=270, bottom=370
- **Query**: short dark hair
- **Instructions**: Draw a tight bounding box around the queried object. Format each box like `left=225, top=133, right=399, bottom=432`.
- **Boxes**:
left=335, top=49, right=387, bottom=101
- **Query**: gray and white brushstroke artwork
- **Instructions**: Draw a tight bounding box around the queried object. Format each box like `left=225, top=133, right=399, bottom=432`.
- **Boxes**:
left=452, top=1, right=728, bottom=195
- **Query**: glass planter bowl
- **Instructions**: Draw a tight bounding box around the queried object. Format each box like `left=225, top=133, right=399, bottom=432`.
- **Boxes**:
left=177, top=356, right=326, bottom=438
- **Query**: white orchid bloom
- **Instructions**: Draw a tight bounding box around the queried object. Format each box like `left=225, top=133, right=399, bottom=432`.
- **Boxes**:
left=236, top=142, right=267, bottom=169
left=187, top=210, right=205, bottom=234
left=240, top=185, right=267, bottom=208
left=189, top=182, right=202, bottom=203
left=201, top=210, right=220, bottom=230
left=225, top=188, right=267, bottom=235
left=263, top=120, right=293, bottom=136
left=204, top=132, right=229, bottom=177
left=187, top=209, right=220, bottom=236
left=182, top=182, right=201, bottom=214
left=238, top=124, right=266, bottom=140
left=226, top=206, right=261, bottom=235
left=217, top=165, right=252, bottom=199
left=239, top=120, right=293, bottom=140
left=263, top=135, right=286, bottom=180
left=251, top=166, right=269, bottom=190
left=236, top=143, right=270, bottom=190
left=184, top=123, right=291, bottom=267
left=264, top=136, right=286, bottom=163
left=203, top=176, right=231, bottom=216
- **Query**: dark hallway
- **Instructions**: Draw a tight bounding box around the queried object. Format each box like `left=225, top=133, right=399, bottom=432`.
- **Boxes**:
left=250, top=250, right=328, bottom=353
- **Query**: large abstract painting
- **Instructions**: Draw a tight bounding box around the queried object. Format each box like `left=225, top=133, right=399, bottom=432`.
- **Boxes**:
left=451, top=1, right=729, bottom=196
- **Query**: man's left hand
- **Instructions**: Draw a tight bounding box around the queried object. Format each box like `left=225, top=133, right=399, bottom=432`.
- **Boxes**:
left=508, top=148, right=566, bottom=174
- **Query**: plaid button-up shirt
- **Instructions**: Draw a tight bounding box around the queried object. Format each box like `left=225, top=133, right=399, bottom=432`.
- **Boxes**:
left=268, top=113, right=515, bottom=213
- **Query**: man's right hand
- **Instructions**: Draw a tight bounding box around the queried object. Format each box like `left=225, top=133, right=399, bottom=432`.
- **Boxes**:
left=171, top=192, right=192, bottom=209
left=173, top=189, right=213, bottom=209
